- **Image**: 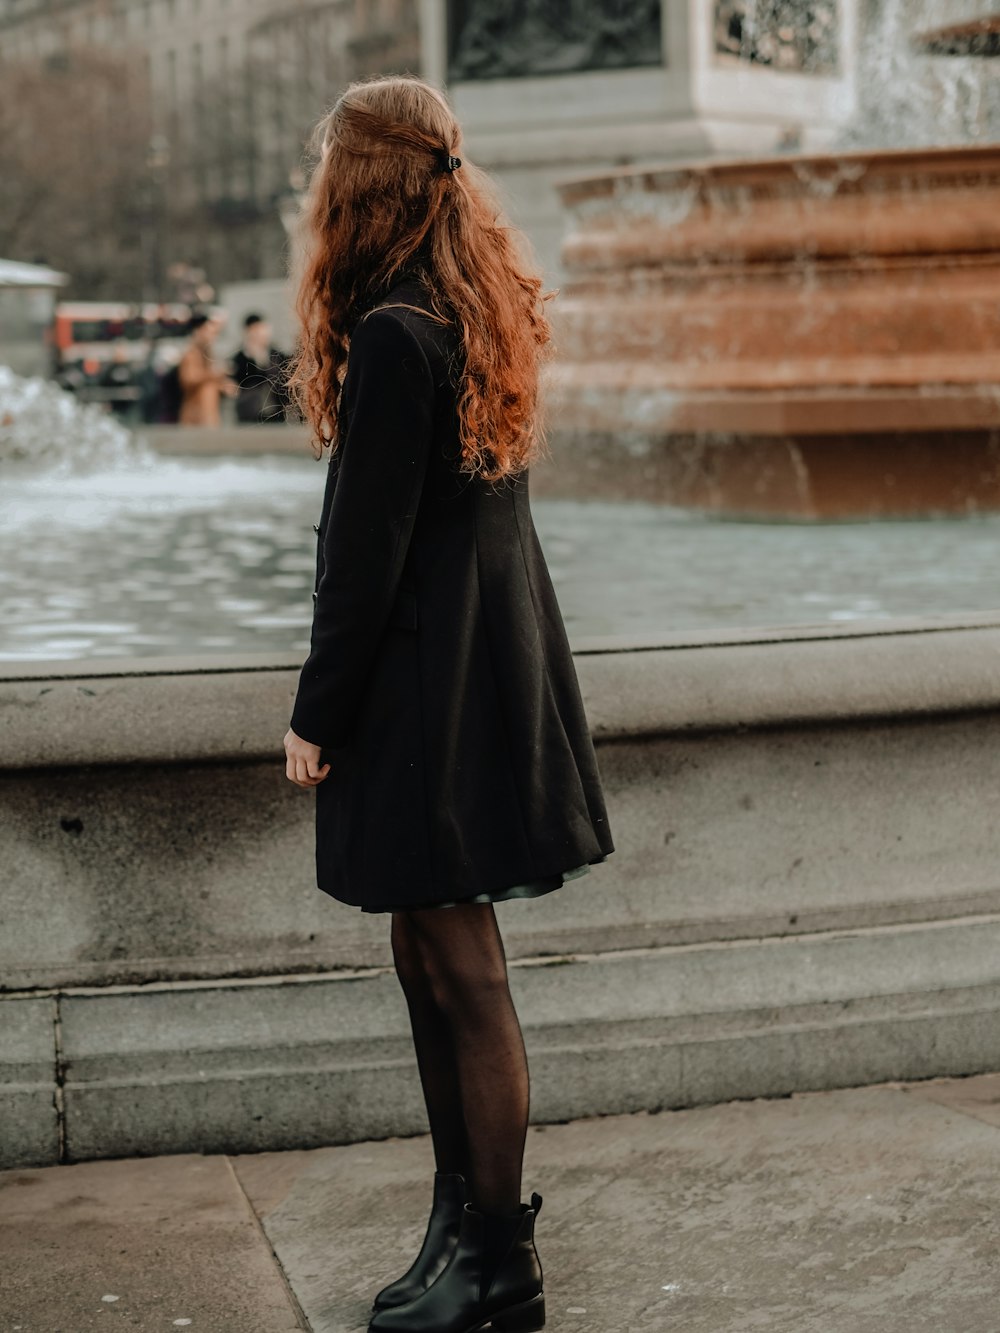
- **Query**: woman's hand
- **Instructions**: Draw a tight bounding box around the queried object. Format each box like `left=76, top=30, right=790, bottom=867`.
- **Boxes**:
left=284, top=728, right=331, bottom=788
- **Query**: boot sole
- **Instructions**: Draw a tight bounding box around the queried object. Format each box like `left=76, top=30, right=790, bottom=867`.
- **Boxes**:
left=481, top=1292, right=546, bottom=1332
left=366, top=1291, right=545, bottom=1333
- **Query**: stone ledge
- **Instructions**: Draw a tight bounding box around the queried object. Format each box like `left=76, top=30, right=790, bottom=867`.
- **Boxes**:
left=544, top=375, right=1000, bottom=435
left=5, top=615, right=1000, bottom=768
left=55, top=913, right=1000, bottom=1066
left=49, top=968, right=1000, bottom=1162
left=10, top=880, right=1000, bottom=994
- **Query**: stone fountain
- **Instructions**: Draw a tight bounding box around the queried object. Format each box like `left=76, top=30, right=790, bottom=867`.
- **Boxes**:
left=545, top=2, right=1000, bottom=519
left=11, top=3, right=1000, bottom=1177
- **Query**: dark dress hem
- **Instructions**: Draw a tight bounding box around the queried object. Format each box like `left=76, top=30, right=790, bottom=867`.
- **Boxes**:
left=356, top=855, right=609, bottom=914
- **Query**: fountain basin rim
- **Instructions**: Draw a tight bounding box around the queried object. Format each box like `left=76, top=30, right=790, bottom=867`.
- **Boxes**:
left=7, top=612, right=1000, bottom=771
left=915, top=17, right=1000, bottom=57
left=556, top=143, right=1000, bottom=206
left=543, top=378, right=1000, bottom=434
left=5, top=611, right=1000, bottom=681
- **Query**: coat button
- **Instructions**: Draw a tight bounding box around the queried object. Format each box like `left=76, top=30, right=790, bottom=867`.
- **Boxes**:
left=312, top=524, right=320, bottom=533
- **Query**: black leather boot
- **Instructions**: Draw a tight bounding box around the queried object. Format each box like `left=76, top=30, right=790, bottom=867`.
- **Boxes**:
left=367, top=1192, right=544, bottom=1333
left=372, top=1172, right=468, bottom=1311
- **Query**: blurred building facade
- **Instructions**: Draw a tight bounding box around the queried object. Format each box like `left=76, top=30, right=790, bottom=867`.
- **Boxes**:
left=0, top=0, right=420, bottom=293
left=1, top=0, right=874, bottom=294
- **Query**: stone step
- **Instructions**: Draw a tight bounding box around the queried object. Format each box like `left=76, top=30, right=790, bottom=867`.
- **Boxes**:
left=6, top=912, right=1000, bottom=1167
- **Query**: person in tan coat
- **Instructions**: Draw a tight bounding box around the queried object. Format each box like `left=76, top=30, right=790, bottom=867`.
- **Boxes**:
left=177, top=313, right=235, bottom=426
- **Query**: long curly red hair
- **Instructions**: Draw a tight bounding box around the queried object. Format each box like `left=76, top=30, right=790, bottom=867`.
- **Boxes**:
left=287, top=76, right=552, bottom=482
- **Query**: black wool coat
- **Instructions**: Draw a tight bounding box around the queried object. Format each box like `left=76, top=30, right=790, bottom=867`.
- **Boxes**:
left=289, top=278, right=614, bottom=911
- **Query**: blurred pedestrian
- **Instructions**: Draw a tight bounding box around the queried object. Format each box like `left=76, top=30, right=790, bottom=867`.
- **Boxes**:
left=135, top=340, right=165, bottom=424
left=177, top=313, right=235, bottom=426
left=231, top=313, right=290, bottom=423
left=54, top=358, right=86, bottom=396
left=99, top=342, right=139, bottom=422
left=155, top=348, right=183, bottom=423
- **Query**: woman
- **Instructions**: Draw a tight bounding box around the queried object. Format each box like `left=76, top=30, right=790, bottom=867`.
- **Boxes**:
left=283, top=75, right=614, bottom=1333
left=177, top=313, right=236, bottom=426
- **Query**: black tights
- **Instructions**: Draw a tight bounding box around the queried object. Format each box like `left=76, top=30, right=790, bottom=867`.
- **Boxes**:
left=390, top=902, right=530, bottom=1217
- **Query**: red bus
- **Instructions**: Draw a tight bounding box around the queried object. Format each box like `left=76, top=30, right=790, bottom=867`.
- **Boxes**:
left=52, top=301, right=224, bottom=375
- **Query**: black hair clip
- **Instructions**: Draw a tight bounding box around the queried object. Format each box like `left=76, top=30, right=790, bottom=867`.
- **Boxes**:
left=439, top=152, right=462, bottom=173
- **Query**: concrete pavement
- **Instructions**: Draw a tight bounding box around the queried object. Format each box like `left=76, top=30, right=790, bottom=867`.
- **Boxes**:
left=3, top=1073, right=1000, bottom=1333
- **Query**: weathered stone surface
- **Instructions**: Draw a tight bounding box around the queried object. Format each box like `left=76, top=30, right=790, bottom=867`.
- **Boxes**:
left=5, top=623, right=1000, bottom=1163
left=0, top=656, right=301, bottom=768
left=6, top=623, right=1000, bottom=990
left=54, top=922, right=1000, bottom=1162
left=232, top=1081, right=1000, bottom=1333
left=904, top=1069, right=1000, bottom=1127
left=8, top=1078, right=1000, bottom=1332
left=59, top=971, right=422, bottom=1160
left=0, top=1153, right=304, bottom=1331
left=7, top=615, right=1000, bottom=767
left=0, top=997, right=58, bottom=1169
left=0, top=758, right=328, bottom=988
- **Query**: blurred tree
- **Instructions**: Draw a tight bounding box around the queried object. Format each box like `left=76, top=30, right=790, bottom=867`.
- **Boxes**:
left=0, top=0, right=420, bottom=297
left=0, top=48, right=155, bottom=297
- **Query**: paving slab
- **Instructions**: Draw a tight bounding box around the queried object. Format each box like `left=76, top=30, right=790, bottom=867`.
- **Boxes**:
left=0, top=1153, right=304, bottom=1332
left=232, top=1082, right=1000, bottom=1333
left=903, top=1069, right=1000, bottom=1129
left=5, top=1079, right=1000, bottom=1332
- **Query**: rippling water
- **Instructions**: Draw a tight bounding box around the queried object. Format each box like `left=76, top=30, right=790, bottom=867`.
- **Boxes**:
left=2, top=454, right=1000, bottom=662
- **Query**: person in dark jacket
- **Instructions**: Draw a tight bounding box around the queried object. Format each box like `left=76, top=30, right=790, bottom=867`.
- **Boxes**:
left=230, top=313, right=290, bottom=423
left=283, top=75, right=614, bottom=1333
left=98, top=342, right=139, bottom=421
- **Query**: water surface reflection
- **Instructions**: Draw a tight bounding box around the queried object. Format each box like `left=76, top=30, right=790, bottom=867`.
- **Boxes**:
left=2, top=455, right=999, bottom=661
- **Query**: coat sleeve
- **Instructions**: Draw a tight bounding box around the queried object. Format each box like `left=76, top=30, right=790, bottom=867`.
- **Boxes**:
left=289, top=311, right=434, bottom=749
